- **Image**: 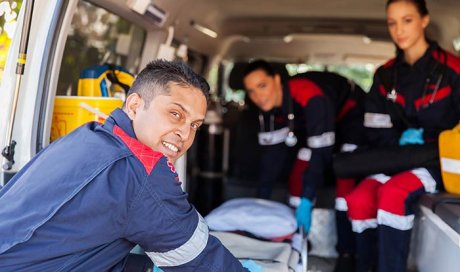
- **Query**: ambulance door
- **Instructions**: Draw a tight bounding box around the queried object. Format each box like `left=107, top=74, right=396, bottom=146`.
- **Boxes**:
left=0, top=0, right=79, bottom=185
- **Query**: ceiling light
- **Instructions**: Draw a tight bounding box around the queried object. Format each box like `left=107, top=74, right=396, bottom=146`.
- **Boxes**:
left=190, top=20, right=218, bottom=38
left=362, top=36, right=372, bottom=44
left=283, top=35, right=293, bottom=43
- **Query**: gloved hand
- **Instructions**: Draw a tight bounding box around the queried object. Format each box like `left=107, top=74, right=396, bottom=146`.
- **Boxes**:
left=399, top=128, right=424, bottom=145
left=241, top=259, right=263, bottom=272
left=295, top=197, right=313, bottom=233
left=153, top=265, right=163, bottom=272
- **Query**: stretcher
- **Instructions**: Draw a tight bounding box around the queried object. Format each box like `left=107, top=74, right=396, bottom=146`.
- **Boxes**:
left=205, top=198, right=308, bottom=272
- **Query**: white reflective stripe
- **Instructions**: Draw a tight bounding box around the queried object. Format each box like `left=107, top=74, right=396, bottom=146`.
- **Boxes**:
left=146, top=213, right=209, bottom=267
left=441, top=157, right=460, bottom=174
left=307, top=132, right=335, bottom=148
left=258, top=127, right=289, bottom=145
left=335, top=197, right=348, bottom=211
left=411, top=167, right=437, bottom=193
left=289, top=195, right=301, bottom=208
left=351, top=219, right=377, bottom=233
left=364, top=113, right=393, bottom=128
left=340, top=143, right=358, bottom=152
left=297, top=148, right=312, bottom=161
left=367, top=173, right=391, bottom=184
left=377, top=209, right=414, bottom=230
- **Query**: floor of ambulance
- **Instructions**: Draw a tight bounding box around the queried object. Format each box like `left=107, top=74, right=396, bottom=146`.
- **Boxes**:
left=308, top=256, right=336, bottom=272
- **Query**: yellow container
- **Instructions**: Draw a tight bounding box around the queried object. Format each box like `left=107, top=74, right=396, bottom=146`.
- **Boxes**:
left=51, top=96, right=123, bottom=142
left=439, top=124, right=460, bottom=194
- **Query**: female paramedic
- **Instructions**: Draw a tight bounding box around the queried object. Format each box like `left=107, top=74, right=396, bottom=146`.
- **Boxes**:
left=345, top=0, right=460, bottom=272
left=243, top=60, right=367, bottom=272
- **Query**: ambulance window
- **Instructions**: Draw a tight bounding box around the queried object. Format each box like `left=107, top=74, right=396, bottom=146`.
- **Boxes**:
left=56, top=1, right=146, bottom=96
left=286, top=63, right=375, bottom=92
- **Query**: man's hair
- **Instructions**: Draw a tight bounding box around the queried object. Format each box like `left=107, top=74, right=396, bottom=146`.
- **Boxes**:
left=125, top=59, right=210, bottom=108
left=242, top=59, right=277, bottom=79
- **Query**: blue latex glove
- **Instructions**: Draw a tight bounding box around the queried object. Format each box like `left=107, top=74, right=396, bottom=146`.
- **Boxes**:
left=241, top=259, right=263, bottom=272
left=153, top=265, right=163, bottom=272
left=295, top=197, right=313, bottom=233
left=399, top=128, right=424, bottom=145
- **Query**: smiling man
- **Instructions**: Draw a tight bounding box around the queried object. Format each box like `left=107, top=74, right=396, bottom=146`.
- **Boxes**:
left=0, top=60, right=249, bottom=271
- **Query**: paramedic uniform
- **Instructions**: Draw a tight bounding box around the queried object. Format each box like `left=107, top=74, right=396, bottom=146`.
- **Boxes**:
left=345, top=41, right=460, bottom=272
left=0, top=109, right=246, bottom=272
left=257, top=71, right=366, bottom=256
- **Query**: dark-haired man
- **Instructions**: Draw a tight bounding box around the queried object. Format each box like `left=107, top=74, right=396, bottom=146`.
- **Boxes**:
left=0, top=60, right=252, bottom=271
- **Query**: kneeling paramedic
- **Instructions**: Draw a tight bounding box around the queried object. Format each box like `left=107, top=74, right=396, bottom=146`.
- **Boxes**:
left=0, top=60, right=259, bottom=272
left=243, top=60, right=367, bottom=271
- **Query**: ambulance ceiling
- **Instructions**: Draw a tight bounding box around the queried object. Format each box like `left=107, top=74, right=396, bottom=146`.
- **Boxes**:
left=95, top=0, right=460, bottom=64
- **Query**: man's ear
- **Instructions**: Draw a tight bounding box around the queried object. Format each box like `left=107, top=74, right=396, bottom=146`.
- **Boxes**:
left=124, top=93, right=143, bottom=120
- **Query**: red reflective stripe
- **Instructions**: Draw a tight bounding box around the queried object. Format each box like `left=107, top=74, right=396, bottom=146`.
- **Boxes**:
left=377, top=171, right=424, bottom=215
left=414, top=85, right=452, bottom=110
left=288, top=78, right=323, bottom=107
left=113, top=125, right=163, bottom=174
left=336, top=98, right=356, bottom=122
left=379, top=85, right=406, bottom=106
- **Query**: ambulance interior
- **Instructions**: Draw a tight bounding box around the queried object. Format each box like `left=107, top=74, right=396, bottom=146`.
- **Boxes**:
left=2, top=0, right=460, bottom=271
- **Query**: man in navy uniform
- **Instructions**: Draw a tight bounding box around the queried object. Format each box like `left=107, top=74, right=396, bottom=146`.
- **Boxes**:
left=0, top=60, right=256, bottom=271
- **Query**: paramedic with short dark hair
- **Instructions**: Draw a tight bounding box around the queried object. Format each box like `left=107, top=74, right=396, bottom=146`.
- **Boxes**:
left=344, top=1, right=460, bottom=272
left=0, top=60, right=257, bottom=271
left=243, top=60, right=367, bottom=272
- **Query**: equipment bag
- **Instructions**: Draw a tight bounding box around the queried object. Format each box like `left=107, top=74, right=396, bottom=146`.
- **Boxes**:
left=439, top=124, right=460, bottom=194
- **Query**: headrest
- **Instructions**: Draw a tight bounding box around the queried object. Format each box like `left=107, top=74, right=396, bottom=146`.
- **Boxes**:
left=228, top=62, right=289, bottom=90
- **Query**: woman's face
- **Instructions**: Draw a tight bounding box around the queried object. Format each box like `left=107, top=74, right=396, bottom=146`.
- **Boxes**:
left=386, top=1, right=429, bottom=51
left=243, top=70, right=282, bottom=112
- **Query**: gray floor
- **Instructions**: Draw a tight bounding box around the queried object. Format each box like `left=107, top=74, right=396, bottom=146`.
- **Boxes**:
left=308, top=256, right=336, bottom=272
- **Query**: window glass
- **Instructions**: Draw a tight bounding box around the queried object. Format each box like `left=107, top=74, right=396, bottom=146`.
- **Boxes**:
left=0, top=0, right=21, bottom=84
left=286, top=63, right=375, bottom=92
left=57, top=1, right=146, bottom=96
left=224, top=62, right=376, bottom=106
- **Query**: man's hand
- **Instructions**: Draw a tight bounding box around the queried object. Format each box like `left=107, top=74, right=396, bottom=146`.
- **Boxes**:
left=241, top=259, right=263, bottom=272
left=295, top=197, right=313, bottom=233
left=399, top=128, right=424, bottom=145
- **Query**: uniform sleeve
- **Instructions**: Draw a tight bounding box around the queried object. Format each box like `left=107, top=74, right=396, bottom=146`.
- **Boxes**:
left=364, top=69, right=400, bottom=147
left=302, top=96, right=335, bottom=200
left=124, top=157, right=246, bottom=271
left=452, top=73, right=460, bottom=121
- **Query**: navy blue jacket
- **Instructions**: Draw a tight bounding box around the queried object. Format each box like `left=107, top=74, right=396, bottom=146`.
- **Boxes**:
left=365, top=42, right=460, bottom=182
left=0, top=109, right=245, bottom=271
left=258, top=72, right=366, bottom=200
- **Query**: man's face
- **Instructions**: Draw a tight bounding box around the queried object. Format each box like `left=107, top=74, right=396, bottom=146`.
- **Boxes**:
left=125, top=83, right=207, bottom=163
left=243, top=69, right=282, bottom=112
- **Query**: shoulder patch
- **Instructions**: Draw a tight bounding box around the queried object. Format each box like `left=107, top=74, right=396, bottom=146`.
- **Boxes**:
left=382, top=58, right=396, bottom=68
left=113, top=125, right=163, bottom=174
left=433, top=50, right=460, bottom=74
left=288, top=78, right=324, bottom=107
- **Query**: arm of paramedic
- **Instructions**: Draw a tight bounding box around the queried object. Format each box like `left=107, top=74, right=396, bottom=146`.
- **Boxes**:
left=125, top=158, right=246, bottom=272
left=364, top=69, right=400, bottom=147
left=452, top=75, right=460, bottom=121
left=301, top=96, right=335, bottom=200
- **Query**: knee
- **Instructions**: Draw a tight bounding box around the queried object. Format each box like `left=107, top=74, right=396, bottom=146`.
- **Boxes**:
left=346, top=188, right=374, bottom=216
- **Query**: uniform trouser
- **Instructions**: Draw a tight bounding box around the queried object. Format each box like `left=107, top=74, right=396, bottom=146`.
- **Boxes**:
left=345, top=168, right=437, bottom=272
left=289, top=158, right=356, bottom=255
